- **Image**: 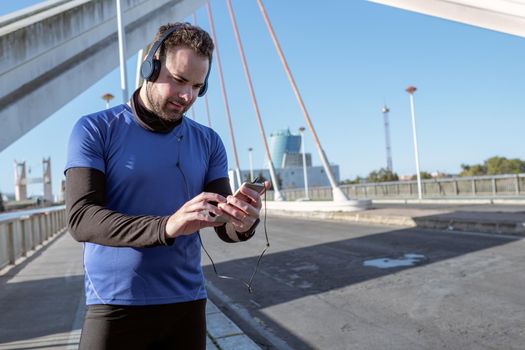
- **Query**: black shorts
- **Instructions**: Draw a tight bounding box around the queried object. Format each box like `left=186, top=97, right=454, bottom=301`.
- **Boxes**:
left=79, top=299, right=207, bottom=350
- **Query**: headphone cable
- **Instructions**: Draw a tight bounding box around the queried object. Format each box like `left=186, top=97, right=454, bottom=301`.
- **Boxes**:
left=199, top=191, right=269, bottom=293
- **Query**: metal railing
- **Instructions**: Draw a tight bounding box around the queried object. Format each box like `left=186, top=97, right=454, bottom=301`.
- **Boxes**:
left=0, top=206, right=67, bottom=271
left=271, top=173, right=525, bottom=201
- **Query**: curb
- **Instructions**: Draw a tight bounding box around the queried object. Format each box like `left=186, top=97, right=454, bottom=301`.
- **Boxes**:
left=206, top=300, right=261, bottom=350
left=264, top=209, right=525, bottom=236
left=373, top=198, right=525, bottom=205
left=206, top=280, right=293, bottom=350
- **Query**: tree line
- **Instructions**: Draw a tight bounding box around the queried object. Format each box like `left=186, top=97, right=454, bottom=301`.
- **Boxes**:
left=341, top=156, right=525, bottom=184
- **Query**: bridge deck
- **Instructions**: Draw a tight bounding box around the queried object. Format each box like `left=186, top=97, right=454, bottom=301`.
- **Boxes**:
left=0, top=232, right=260, bottom=350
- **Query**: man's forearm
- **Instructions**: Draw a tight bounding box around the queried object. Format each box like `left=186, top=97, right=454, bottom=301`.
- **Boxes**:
left=66, top=167, right=172, bottom=247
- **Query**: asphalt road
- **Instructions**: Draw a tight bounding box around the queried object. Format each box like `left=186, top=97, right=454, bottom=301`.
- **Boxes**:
left=201, top=216, right=525, bottom=350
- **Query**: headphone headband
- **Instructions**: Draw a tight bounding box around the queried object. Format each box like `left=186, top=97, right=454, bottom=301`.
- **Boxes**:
left=143, top=26, right=181, bottom=68
left=140, top=24, right=211, bottom=97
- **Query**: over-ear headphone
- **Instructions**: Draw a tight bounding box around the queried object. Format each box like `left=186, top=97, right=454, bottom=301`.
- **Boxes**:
left=140, top=25, right=212, bottom=97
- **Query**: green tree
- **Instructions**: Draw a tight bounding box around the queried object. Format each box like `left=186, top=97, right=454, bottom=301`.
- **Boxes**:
left=340, top=176, right=361, bottom=185
left=459, top=163, right=487, bottom=176
left=459, top=156, right=525, bottom=176
left=367, top=168, right=399, bottom=183
left=409, top=171, right=432, bottom=180
left=485, top=156, right=525, bottom=174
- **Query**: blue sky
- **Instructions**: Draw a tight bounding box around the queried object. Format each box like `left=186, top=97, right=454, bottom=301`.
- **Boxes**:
left=1, top=0, right=524, bottom=197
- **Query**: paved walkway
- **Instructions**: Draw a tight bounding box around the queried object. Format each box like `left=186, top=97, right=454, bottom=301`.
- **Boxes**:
left=0, top=231, right=260, bottom=350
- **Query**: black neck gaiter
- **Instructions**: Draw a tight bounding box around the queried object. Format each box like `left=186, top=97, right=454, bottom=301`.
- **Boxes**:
left=130, top=88, right=183, bottom=133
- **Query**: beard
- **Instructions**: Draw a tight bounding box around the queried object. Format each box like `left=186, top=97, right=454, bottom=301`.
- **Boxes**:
left=145, top=84, right=191, bottom=122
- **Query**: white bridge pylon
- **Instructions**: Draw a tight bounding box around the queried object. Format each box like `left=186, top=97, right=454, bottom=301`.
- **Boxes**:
left=368, top=0, right=525, bottom=39
left=14, top=158, right=53, bottom=202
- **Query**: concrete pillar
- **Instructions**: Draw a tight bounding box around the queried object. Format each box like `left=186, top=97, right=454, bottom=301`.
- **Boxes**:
left=14, top=160, right=27, bottom=201
left=43, top=157, right=53, bottom=202
left=7, top=222, right=15, bottom=265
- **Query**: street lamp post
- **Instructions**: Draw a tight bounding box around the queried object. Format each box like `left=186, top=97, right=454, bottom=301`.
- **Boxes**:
left=102, top=93, right=114, bottom=109
left=299, top=127, right=309, bottom=200
left=381, top=105, right=393, bottom=172
left=406, top=86, right=423, bottom=200
left=115, top=0, right=128, bottom=102
left=248, top=147, right=254, bottom=182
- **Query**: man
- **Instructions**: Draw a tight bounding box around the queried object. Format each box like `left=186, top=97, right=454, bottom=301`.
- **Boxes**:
left=65, top=23, right=268, bottom=349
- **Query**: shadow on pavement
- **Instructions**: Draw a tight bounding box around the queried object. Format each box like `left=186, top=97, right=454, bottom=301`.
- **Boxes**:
left=0, top=275, right=84, bottom=344
left=0, top=232, right=84, bottom=345
left=203, top=223, right=520, bottom=349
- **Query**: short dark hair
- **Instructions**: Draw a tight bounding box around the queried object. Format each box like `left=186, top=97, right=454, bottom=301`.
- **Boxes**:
left=154, top=22, right=214, bottom=63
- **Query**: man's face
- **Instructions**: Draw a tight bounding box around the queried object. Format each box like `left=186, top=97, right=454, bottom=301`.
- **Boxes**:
left=144, top=46, right=209, bottom=122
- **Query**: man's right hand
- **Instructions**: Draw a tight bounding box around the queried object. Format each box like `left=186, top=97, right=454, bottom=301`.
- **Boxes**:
left=165, top=192, right=227, bottom=239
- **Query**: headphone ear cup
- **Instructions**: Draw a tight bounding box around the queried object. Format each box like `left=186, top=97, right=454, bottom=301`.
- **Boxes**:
left=198, top=56, right=212, bottom=97
left=148, top=59, right=161, bottom=82
left=198, top=81, right=208, bottom=97
left=140, top=59, right=154, bottom=81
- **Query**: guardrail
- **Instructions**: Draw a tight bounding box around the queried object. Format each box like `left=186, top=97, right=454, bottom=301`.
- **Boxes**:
left=273, top=173, right=525, bottom=201
left=0, top=207, right=67, bottom=271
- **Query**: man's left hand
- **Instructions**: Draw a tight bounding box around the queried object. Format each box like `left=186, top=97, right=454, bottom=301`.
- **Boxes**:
left=217, top=181, right=271, bottom=233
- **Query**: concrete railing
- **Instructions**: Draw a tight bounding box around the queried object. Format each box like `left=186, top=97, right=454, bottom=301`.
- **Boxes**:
left=0, top=207, right=67, bottom=271
left=271, top=173, right=525, bottom=201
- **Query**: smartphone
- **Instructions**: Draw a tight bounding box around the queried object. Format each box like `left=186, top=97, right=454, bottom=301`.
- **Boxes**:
left=234, top=177, right=266, bottom=197
left=209, top=212, right=229, bottom=223
left=242, top=182, right=265, bottom=194
left=210, top=178, right=266, bottom=224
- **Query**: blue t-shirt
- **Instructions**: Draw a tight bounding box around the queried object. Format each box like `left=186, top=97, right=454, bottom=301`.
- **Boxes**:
left=65, top=104, right=228, bottom=305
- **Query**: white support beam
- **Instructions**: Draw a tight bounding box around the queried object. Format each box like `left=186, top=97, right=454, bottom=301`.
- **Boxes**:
left=368, top=0, right=525, bottom=38
left=0, top=0, right=204, bottom=152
